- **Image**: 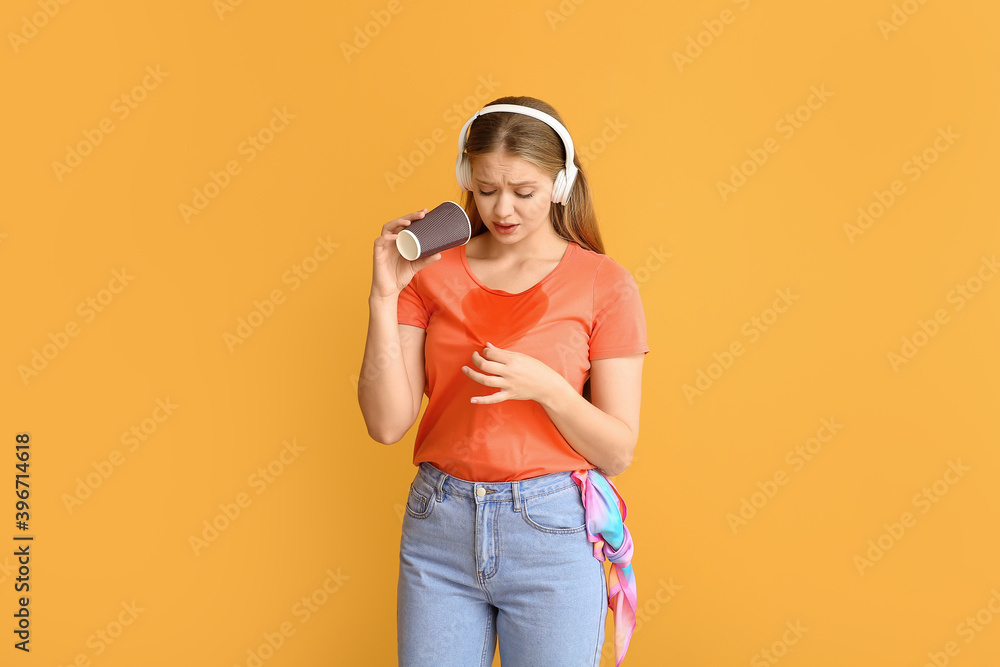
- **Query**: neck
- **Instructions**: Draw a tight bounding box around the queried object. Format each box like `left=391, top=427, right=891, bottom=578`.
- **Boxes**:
left=477, top=222, right=568, bottom=261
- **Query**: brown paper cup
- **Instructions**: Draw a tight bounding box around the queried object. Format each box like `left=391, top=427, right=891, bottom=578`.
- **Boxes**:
left=396, top=201, right=472, bottom=261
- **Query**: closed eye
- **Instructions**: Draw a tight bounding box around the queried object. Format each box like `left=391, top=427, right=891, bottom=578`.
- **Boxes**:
left=477, top=190, right=534, bottom=199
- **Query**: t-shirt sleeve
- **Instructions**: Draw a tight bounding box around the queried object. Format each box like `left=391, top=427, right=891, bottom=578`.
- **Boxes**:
left=397, top=273, right=430, bottom=329
left=590, top=256, right=650, bottom=360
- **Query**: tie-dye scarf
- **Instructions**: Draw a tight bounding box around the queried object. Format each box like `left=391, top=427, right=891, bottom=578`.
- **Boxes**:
left=572, top=469, right=637, bottom=666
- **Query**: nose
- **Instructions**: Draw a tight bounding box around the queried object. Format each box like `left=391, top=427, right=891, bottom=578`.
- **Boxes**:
left=495, top=191, right=515, bottom=219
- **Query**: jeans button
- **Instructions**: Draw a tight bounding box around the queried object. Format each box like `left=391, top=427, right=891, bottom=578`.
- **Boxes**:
left=476, top=487, right=486, bottom=498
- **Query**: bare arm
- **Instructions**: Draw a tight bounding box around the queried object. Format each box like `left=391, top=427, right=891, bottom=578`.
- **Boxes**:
left=539, top=354, right=644, bottom=476
left=358, top=308, right=427, bottom=443
left=357, top=210, right=440, bottom=444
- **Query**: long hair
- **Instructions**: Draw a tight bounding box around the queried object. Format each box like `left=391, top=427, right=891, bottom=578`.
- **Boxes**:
left=459, top=96, right=604, bottom=254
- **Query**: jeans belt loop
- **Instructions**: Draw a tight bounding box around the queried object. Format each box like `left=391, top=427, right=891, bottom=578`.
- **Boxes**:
left=434, top=469, right=447, bottom=502
left=511, top=480, right=521, bottom=512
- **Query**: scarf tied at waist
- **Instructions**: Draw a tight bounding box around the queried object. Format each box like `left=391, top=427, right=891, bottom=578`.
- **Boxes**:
left=572, top=468, right=637, bottom=666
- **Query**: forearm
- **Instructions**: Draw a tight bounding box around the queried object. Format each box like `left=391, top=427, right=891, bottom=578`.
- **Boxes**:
left=357, top=296, right=416, bottom=442
left=538, top=382, right=637, bottom=477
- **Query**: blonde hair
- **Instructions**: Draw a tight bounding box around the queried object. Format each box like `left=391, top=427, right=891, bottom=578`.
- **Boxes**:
left=459, top=96, right=604, bottom=254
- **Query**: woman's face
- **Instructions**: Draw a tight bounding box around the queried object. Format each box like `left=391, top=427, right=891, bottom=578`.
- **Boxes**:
left=470, top=151, right=556, bottom=247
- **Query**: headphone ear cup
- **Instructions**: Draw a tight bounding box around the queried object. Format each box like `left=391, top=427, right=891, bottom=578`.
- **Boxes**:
left=455, top=154, right=473, bottom=191
left=552, top=169, right=568, bottom=205
left=560, top=167, right=577, bottom=206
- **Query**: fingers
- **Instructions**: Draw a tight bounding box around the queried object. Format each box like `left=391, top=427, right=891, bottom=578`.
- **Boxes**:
left=372, top=234, right=403, bottom=264
left=470, top=390, right=507, bottom=405
left=471, top=350, right=503, bottom=372
left=466, top=345, right=512, bottom=404
left=381, top=219, right=408, bottom=236
left=374, top=232, right=399, bottom=246
left=402, top=208, right=430, bottom=221
left=462, top=364, right=500, bottom=387
left=472, top=352, right=504, bottom=375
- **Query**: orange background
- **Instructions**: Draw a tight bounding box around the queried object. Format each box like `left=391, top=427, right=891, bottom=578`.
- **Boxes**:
left=2, top=0, right=999, bottom=665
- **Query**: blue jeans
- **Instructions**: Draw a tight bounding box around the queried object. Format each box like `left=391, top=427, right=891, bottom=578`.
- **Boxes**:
left=397, top=462, right=608, bottom=666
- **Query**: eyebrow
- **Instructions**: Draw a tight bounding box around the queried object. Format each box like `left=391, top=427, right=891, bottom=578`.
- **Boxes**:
left=475, top=179, right=538, bottom=187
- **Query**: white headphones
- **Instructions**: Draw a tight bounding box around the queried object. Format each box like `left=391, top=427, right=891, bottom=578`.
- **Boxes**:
left=455, top=104, right=579, bottom=206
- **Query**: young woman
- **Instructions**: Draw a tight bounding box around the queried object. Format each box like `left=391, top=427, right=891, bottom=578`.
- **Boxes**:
left=358, top=96, right=648, bottom=666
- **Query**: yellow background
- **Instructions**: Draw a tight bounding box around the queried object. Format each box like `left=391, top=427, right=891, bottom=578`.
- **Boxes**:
left=2, top=0, right=998, bottom=665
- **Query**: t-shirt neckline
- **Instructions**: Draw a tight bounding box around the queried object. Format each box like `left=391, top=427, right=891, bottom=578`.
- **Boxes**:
left=461, top=240, right=576, bottom=297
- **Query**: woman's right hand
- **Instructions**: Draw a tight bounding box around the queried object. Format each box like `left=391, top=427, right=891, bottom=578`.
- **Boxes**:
left=370, top=209, right=443, bottom=300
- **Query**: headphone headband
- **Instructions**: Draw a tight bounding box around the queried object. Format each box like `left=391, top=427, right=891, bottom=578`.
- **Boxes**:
left=455, top=103, right=579, bottom=205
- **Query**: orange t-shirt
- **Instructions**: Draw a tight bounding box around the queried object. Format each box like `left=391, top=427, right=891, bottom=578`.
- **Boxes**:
left=397, top=240, right=649, bottom=482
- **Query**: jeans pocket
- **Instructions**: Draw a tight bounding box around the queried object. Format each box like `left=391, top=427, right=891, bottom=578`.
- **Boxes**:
left=405, top=481, right=435, bottom=520
left=521, top=484, right=586, bottom=534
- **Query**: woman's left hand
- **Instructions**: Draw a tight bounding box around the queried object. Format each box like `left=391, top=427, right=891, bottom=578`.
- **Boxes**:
left=462, top=343, right=568, bottom=405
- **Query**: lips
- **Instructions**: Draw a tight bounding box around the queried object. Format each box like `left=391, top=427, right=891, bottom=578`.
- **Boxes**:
left=494, top=222, right=518, bottom=234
